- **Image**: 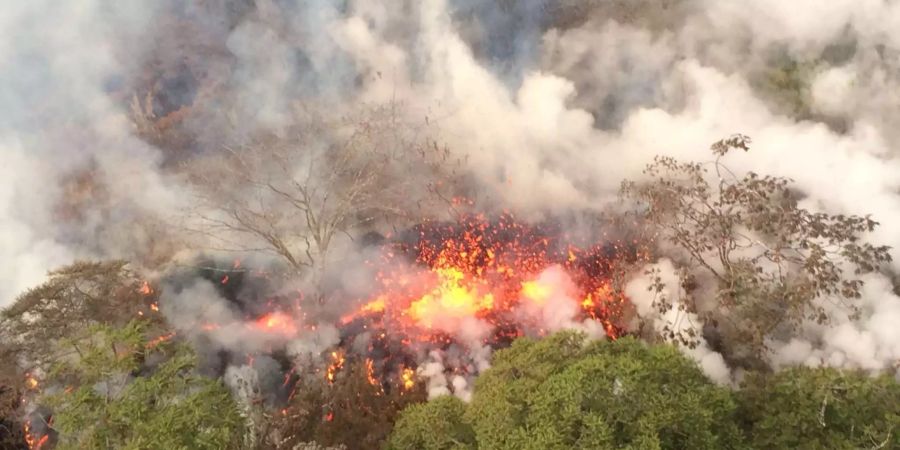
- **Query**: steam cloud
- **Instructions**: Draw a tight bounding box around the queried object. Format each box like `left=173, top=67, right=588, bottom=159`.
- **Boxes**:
left=4, top=0, right=900, bottom=392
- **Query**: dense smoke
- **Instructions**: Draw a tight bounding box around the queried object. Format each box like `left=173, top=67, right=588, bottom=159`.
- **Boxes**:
left=4, top=0, right=900, bottom=394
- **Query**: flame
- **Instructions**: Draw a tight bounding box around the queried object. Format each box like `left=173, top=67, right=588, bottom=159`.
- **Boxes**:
left=254, top=312, right=297, bottom=336
left=180, top=214, right=642, bottom=396
left=520, top=279, right=551, bottom=305
left=340, top=297, right=386, bottom=324
left=149, top=302, right=159, bottom=312
left=362, top=297, right=387, bottom=314
left=581, top=283, right=622, bottom=338
left=401, top=367, right=415, bottom=390
left=326, top=351, right=345, bottom=384
left=145, top=332, right=176, bottom=349
left=407, top=266, right=494, bottom=328
left=365, top=358, right=379, bottom=387
left=24, top=419, right=49, bottom=450
left=25, top=374, right=38, bottom=390
left=138, top=280, right=152, bottom=296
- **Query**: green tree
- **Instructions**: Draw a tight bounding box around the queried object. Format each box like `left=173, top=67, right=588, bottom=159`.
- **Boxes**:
left=739, top=367, right=899, bottom=449
left=41, top=321, right=244, bottom=450
left=0, top=260, right=165, bottom=449
left=386, top=395, right=475, bottom=450
left=390, top=332, right=744, bottom=450
left=621, top=136, right=891, bottom=362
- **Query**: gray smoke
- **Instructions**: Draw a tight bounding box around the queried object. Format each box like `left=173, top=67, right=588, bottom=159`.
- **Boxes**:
left=4, top=0, right=900, bottom=384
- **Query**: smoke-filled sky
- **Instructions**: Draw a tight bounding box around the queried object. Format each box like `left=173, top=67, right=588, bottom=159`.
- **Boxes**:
left=2, top=0, right=900, bottom=380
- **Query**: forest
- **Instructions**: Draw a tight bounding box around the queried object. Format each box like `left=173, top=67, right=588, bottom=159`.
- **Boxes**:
left=2, top=1, right=899, bottom=449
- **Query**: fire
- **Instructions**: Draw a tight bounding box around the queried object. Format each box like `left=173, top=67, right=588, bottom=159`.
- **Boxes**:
left=340, top=297, right=386, bottom=324
left=254, top=312, right=298, bottom=336
left=365, top=358, right=379, bottom=388
left=401, top=367, right=415, bottom=390
left=25, top=374, right=38, bottom=390
left=138, top=280, right=153, bottom=296
left=323, top=214, right=641, bottom=392
left=24, top=419, right=49, bottom=450
left=182, top=214, right=643, bottom=398
left=343, top=215, right=636, bottom=338
left=407, top=266, right=494, bottom=328
left=326, top=351, right=345, bottom=384
left=520, top=279, right=551, bottom=304
left=145, top=332, right=176, bottom=349
left=361, top=297, right=386, bottom=314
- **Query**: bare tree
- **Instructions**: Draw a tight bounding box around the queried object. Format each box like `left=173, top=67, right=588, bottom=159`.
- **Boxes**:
left=622, top=135, right=892, bottom=362
left=182, top=104, right=462, bottom=281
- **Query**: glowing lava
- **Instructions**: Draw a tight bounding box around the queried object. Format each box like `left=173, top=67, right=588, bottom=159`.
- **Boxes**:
left=407, top=266, right=494, bottom=328
left=185, top=214, right=645, bottom=399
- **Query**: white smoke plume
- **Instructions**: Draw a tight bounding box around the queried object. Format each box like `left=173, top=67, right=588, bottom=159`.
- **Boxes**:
left=515, top=265, right=609, bottom=338
left=5, top=0, right=900, bottom=386
left=625, top=259, right=731, bottom=384
left=0, top=1, right=186, bottom=305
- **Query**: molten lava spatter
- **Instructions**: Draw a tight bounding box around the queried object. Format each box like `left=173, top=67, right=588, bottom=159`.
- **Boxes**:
left=169, top=215, right=644, bottom=403
left=341, top=214, right=638, bottom=342
left=320, top=214, right=646, bottom=399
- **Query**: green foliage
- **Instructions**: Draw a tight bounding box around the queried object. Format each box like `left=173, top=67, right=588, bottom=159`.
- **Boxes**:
left=0, top=260, right=166, bottom=450
left=387, top=395, right=475, bottom=450
left=739, top=367, right=900, bottom=449
left=1, top=260, right=161, bottom=372
left=390, top=332, right=744, bottom=450
left=41, top=321, right=243, bottom=450
left=621, top=136, right=891, bottom=361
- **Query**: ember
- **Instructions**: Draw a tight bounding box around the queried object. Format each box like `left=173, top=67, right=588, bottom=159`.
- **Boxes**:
left=25, top=374, right=38, bottom=390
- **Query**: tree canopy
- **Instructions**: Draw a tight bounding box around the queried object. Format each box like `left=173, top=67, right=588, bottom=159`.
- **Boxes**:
left=739, top=367, right=900, bottom=449
left=41, top=321, right=243, bottom=450
left=621, top=135, right=891, bottom=363
left=389, top=332, right=744, bottom=450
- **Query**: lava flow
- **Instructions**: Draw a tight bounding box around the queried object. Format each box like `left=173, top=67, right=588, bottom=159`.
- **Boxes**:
left=168, top=214, right=648, bottom=399
left=327, top=214, right=648, bottom=395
